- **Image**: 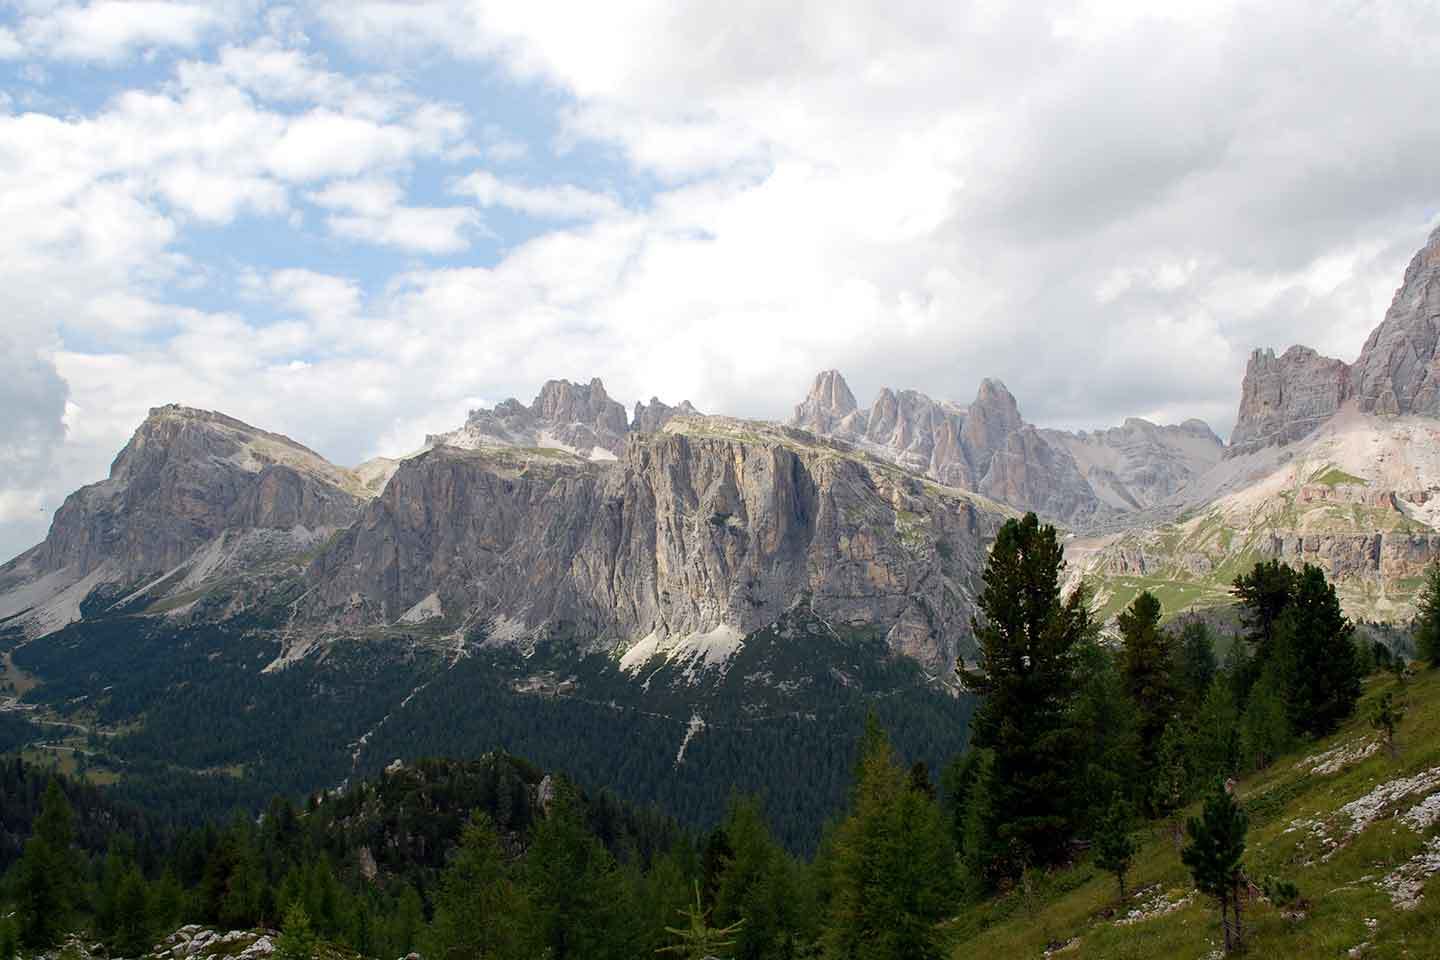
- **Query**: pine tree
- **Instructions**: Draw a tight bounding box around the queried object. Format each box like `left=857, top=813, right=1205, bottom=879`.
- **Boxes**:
left=1189, top=678, right=1240, bottom=785
left=1175, top=619, right=1218, bottom=709
left=1094, top=796, right=1136, bottom=898
left=1239, top=674, right=1291, bottom=771
left=276, top=902, right=319, bottom=960
left=1272, top=565, right=1362, bottom=737
left=17, top=778, right=78, bottom=949
left=1232, top=559, right=1299, bottom=667
left=112, top=866, right=154, bottom=958
left=710, top=796, right=812, bottom=960
left=426, top=812, right=528, bottom=960
left=1118, top=591, right=1178, bottom=794
left=1070, top=635, right=1142, bottom=817
left=823, top=718, right=956, bottom=960
left=1182, top=781, right=1249, bottom=955
left=657, top=882, right=744, bottom=960
left=523, top=781, right=624, bottom=960
left=1371, top=692, right=1407, bottom=759
left=1416, top=561, right=1440, bottom=667
left=1150, top=718, right=1190, bottom=850
left=958, top=512, right=1090, bottom=876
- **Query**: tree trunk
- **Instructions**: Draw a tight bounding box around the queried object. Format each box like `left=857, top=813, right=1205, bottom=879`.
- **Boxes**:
left=1233, top=880, right=1245, bottom=951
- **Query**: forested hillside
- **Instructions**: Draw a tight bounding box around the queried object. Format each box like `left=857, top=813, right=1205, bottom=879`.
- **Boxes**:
left=4, top=512, right=1429, bottom=959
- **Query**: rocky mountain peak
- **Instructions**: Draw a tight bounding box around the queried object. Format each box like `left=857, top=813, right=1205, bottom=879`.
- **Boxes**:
left=533, top=378, right=628, bottom=435
left=1228, top=345, right=1351, bottom=457
left=973, top=378, right=1021, bottom=422
left=0, top=404, right=367, bottom=637
left=427, top=377, right=630, bottom=460
left=792, top=369, right=858, bottom=434
left=1351, top=224, right=1440, bottom=416
left=632, top=397, right=700, bottom=434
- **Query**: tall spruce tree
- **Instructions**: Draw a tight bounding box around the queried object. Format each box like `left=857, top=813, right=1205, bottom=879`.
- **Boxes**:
left=1232, top=560, right=1299, bottom=660
left=17, top=779, right=78, bottom=949
left=1415, top=561, right=1440, bottom=667
left=958, top=512, right=1089, bottom=877
left=1272, top=564, right=1362, bottom=737
left=1175, top=619, right=1218, bottom=709
left=1118, top=591, right=1178, bottom=780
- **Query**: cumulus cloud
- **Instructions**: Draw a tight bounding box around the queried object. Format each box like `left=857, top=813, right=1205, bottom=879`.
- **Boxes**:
left=10, top=1, right=244, bottom=62
left=312, top=178, right=481, bottom=253
left=455, top=171, right=621, bottom=220
left=6, top=0, right=1440, bottom=561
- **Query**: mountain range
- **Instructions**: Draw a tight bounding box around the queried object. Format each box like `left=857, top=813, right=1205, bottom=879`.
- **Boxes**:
left=1, top=223, right=1439, bottom=845
left=5, top=223, right=1440, bottom=672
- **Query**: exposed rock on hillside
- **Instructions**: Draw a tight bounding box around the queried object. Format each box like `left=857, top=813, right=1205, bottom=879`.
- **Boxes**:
left=0, top=405, right=369, bottom=637
left=788, top=371, right=1219, bottom=528
left=1043, top=418, right=1223, bottom=511
left=1070, top=410, right=1440, bottom=622
left=1353, top=224, right=1440, bottom=416
left=305, top=416, right=1009, bottom=673
left=1228, top=346, right=1352, bottom=456
left=426, top=377, right=629, bottom=460
left=632, top=397, right=701, bottom=434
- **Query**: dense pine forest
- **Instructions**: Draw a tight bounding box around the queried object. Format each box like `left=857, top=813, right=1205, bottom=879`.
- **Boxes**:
left=1, top=512, right=1421, bottom=958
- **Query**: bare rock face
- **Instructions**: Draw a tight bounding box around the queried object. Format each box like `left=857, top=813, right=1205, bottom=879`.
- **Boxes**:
left=0, top=405, right=365, bottom=636
left=631, top=397, right=700, bottom=434
left=1352, top=224, right=1440, bottom=416
left=1228, top=346, right=1352, bottom=456
left=304, top=420, right=1007, bottom=673
left=427, top=378, right=630, bottom=460
left=1044, top=417, right=1224, bottom=511
left=791, top=369, right=861, bottom=436
left=787, top=373, right=1133, bottom=527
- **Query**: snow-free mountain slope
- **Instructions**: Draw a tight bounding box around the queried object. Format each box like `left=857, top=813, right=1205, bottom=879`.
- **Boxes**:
left=303, top=415, right=1011, bottom=675
left=0, top=405, right=371, bottom=637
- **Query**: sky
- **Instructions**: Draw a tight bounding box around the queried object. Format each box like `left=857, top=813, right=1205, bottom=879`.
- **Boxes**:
left=2, top=0, right=1440, bottom=561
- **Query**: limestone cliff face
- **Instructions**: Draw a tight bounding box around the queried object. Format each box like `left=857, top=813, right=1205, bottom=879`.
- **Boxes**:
left=427, top=378, right=630, bottom=460
left=1228, top=346, right=1352, bottom=456
left=0, top=405, right=365, bottom=635
left=1352, top=224, right=1440, bottom=416
left=305, top=419, right=1007, bottom=673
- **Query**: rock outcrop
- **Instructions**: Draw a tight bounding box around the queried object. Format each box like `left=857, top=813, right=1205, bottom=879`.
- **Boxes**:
left=632, top=397, right=701, bottom=434
left=426, top=378, right=629, bottom=460
left=1044, top=418, right=1224, bottom=511
left=0, top=405, right=368, bottom=637
left=305, top=417, right=1007, bottom=673
left=787, top=371, right=1220, bottom=528
left=1352, top=224, right=1440, bottom=416
left=1228, top=346, right=1352, bottom=456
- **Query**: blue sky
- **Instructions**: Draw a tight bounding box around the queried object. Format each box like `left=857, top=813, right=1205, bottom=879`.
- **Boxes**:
left=2, top=0, right=1440, bottom=561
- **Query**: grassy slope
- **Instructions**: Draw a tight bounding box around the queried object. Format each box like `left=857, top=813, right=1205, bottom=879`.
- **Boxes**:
left=950, top=668, right=1440, bottom=958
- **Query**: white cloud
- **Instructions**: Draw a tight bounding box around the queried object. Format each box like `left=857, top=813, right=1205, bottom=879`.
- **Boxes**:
left=455, top=170, right=621, bottom=220
left=311, top=178, right=481, bottom=253
left=8, top=0, right=1440, bottom=562
left=14, top=1, right=238, bottom=63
